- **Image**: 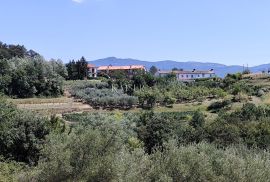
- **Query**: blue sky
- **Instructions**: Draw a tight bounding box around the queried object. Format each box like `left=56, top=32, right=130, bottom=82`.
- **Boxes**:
left=1, top=0, right=270, bottom=66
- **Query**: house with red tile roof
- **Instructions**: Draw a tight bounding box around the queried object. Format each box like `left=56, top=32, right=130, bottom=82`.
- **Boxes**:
left=87, top=64, right=146, bottom=78
left=87, top=64, right=98, bottom=78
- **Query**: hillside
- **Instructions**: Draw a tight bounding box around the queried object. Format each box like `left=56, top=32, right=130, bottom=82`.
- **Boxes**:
left=90, top=57, right=270, bottom=77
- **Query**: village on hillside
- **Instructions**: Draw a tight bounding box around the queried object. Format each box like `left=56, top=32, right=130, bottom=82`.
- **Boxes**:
left=87, top=63, right=270, bottom=81
left=87, top=63, right=216, bottom=81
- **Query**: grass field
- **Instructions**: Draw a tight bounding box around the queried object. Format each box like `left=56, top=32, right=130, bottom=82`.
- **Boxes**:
left=10, top=96, right=212, bottom=115
left=9, top=96, right=92, bottom=115
left=246, top=76, right=270, bottom=87
left=261, top=93, right=270, bottom=104
left=8, top=97, right=72, bottom=105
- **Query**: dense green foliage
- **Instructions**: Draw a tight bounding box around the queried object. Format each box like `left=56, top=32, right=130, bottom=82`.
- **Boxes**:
left=0, top=41, right=66, bottom=98
left=66, top=57, right=88, bottom=80
left=0, top=158, right=26, bottom=181
left=149, top=65, right=158, bottom=75
left=64, top=106, right=270, bottom=151
left=0, top=41, right=39, bottom=60
left=5, top=110, right=268, bottom=181
left=68, top=80, right=138, bottom=109
left=0, top=97, right=65, bottom=165
left=68, top=76, right=226, bottom=110
left=207, top=103, right=270, bottom=148
left=135, top=81, right=227, bottom=108
left=3, top=96, right=270, bottom=181
left=196, top=74, right=262, bottom=95
left=29, top=136, right=270, bottom=182
left=207, top=99, right=232, bottom=113
left=0, top=57, right=65, bottom=98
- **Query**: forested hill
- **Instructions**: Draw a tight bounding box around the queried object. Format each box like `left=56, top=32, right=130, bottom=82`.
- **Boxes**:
left=90, top=57, right=270, bottom=77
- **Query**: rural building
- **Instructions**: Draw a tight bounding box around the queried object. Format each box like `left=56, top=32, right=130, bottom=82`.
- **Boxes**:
left=87, top=64, right=146, bottom=78
left=157, top=69, right=216, bottom=81
left=87, top=64, right=98, bottom=78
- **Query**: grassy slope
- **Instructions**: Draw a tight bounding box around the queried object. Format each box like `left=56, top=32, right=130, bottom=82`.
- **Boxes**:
left=9, top=77, right=270, bottom=117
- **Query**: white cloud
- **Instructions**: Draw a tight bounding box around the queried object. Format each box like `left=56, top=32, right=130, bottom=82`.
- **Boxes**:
left=72, top=0, right=84, bottom=3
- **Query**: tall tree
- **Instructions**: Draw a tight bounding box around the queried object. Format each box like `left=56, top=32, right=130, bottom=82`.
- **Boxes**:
left=77, top=57, right=88, bottom=80
left=66, top=57, right=88, bottom=80
left=149, top=66, right=158, bottom=75
left=66, top=61, right=74, bottom=80
left=26, top=49, right=40, bottom=58
left=8, top=44, right=27, bottom=58
left=49, top=59, right=68, bottom=79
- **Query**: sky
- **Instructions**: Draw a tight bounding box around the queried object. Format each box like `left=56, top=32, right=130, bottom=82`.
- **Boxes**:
left=1, top=0, right=270, bottom=66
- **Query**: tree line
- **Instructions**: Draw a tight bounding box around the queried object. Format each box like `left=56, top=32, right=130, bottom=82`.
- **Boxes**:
left=66, top=57, right=88, bottom=80
left=0, top=41, right=40, bottom=59
left=0, top=41, right=67, bottom=98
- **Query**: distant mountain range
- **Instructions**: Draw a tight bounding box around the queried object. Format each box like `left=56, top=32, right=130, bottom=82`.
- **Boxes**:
left=89, top=57, right=270, bottom=77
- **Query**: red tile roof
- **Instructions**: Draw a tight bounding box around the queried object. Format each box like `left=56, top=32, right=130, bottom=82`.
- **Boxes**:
left=97, top=65, right=145, bottom=71
left=87, top=64, right=97, bottom=68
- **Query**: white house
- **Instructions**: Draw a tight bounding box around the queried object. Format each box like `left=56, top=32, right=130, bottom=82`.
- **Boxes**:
left=157, top=69, right=216, bottom=81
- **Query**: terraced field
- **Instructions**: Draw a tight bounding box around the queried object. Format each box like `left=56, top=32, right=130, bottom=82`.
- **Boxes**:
left=9, top=93, right=92, bottom=115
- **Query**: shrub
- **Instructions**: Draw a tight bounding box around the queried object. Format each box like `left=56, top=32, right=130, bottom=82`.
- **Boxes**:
left=149, top=142, right=270, bottom=182
left=257, top=89, right=265, bottom=97
left=136, top=111, right=182, bottom=153
left=207, top=99, right=232, bottom=113
left=0, top=97, right=65, bottom=165
left=163, top=94, right=176, bottom=107
left=70, top=85, right=138, bottom=109
left=190, top=111, right=205, bottom=128
left=0, top=159, right=25, bottom=181
left=233, top=92, right=249, bottom=102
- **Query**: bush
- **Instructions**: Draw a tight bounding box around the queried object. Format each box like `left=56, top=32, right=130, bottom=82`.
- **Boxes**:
left=257, top=89, right=265, bottom=97
left=162, top=94, right=176, bottom=107
left=136, top=111, right=175, bottom=153
left=233, top=92, right=249, bottom=102
left=34, top=120, right=130, bottom=182
left=31, top=137, right=270, bottom=182
left=7, top=109, right=270, bottom=181
left=190, top=111, right=205, bottom=128
left=0, top=97, right=65, bottom=165
left=207, top=99, right=232, bottom=113
left=0, top=159, right=26, bottom=181
left=69, top=84, right=138, bottom=109
left=149, top=142, right=270, bottom=182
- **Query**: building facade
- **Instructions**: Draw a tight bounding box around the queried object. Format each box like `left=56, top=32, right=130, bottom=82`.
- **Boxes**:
left=87, top=64, right=146, bottom=78
left=87, top=64, right=98, bottom=78
left=157, top=69, right=215, bottom=81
